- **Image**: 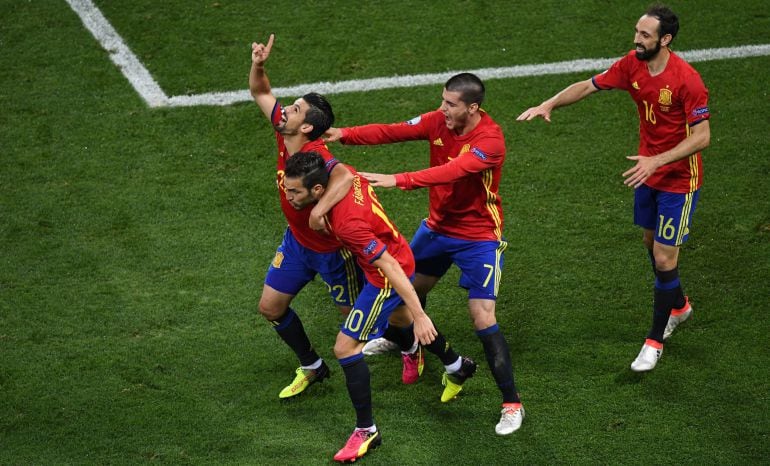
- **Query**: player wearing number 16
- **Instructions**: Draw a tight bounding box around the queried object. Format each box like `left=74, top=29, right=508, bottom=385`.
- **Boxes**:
left=517, top=4, right=711, bottom=371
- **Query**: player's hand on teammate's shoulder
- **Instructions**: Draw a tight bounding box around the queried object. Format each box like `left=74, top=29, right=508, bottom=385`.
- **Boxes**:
left=323, top=127, right=343, bottom=143
left=360, top=172, right=396, bottom=188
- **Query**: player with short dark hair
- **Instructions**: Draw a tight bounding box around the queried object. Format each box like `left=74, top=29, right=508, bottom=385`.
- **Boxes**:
left=325, top=72, right=525, bottom=435
left=248, top=34, right=364, bottom=399
left=284, top=150, right=474, bottom=463
left=517, top=4, right=710, bottom=371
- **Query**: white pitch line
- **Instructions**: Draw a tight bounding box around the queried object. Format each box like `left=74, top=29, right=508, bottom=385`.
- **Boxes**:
left=168, top=44, right=770, bottom=108
left=66, top=0, right=169, bottom=107
left=67, top=1, right=770, bottom=109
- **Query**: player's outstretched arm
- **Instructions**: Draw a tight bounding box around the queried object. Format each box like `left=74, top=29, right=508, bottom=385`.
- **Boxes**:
left=249, top=34, right=277, bottom=120
left=372, top=251, right=437, bottom=345
left=517, top=78, right=598, bottom=122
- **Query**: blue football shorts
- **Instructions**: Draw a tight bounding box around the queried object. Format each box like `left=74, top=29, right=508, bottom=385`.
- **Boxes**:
left=339, top=280, right=407, bottom=342
left=264, top=228, right=363, bottom=306
left=634, top=185, right=700, bottom=246
left=409, top=220, right=507, bottom=300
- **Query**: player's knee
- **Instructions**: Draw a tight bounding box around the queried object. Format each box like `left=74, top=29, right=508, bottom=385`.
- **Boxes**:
left=258, top=298, right=286, bottom=321
left=654, top=256, right=678, bottom=272
left=469, top=300, right=497, bottom=329
left=652, top=246, right=679, bottom=271
left=333, top=338, right=358, bottom=359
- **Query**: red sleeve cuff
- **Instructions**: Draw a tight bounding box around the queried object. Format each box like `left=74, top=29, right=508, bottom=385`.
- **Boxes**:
left=394, top=173, right=412, bottom=190
left=340, top=127, right=351, bottom=144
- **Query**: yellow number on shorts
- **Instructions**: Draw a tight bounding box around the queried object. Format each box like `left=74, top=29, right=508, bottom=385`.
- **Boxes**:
left=482, top=264, right=495, bottom=287
left=657, top=215, right=676, bottom=240
left=326, top=284, right=346, bottom=303
left=346, top=309, right=365, bottom=332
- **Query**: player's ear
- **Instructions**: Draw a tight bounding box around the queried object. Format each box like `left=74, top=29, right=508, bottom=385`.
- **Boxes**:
left=300, top=123, right=314, bottom=135
left=468, top=102, right=479, bottom=114
left=311, top=184, right=325, bottom=199
left=661, top=33, right=673, bottom=47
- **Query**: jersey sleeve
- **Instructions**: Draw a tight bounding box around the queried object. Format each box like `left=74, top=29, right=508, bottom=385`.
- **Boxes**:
left=680, top=72, right=710, bottom=126
left=334, top=218, right=387, bottom=264
left=270, top=101, right=283, bottom=126
left=394, top=137, right=504, bottom=190
left=340, top=111, right=436, bottom=145
left=592, top=54, right=631, bottom=91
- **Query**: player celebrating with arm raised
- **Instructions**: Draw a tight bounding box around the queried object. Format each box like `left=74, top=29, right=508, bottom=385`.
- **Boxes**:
left=517, top=4, right=710, bottom=371
left=249, top=34, right=363, bottom=398
left=283, top=151, right=475, bottom=462
left=325, top=73, right=525, bottom=435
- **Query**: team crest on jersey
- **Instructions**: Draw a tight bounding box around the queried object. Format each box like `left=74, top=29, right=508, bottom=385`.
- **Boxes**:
left=272, top=251, right=284, bottom=268
left=632, top=81, right=640, bottom=90
left=658, top=87, right=673, bottom=106
left=406, top=115, right=422, bottom=125
left=471, top=147, right=488, bottom=160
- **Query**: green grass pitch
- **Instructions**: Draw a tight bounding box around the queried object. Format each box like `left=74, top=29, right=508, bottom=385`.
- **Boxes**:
left=1, top=1, right=768, bottom=464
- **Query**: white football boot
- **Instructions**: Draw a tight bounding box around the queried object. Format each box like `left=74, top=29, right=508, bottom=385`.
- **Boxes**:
left=663, top=296, right=692, bottom=340
left=630, top=340, right=663, bottom=372
left=362, top=337, right=399, bottom=356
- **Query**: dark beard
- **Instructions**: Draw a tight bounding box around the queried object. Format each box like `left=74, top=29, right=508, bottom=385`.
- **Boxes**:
left=635, top=40, right=661, bottom=61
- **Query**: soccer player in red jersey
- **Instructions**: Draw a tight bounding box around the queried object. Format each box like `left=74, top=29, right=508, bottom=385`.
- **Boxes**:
left=283, top=150, right=475, bottom=462
left=325, top=73, right=525, bottom=435
left=249, top=34, right=365, bottom=398
left=517, top=5, right=710, bottom=371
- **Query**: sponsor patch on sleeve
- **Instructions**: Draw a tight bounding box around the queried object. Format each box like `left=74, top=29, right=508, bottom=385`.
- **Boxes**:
left=325, top=158, right=339, bottom=172
left=471, top=147, right=488, bottom=160
left=363, top=240, right=378, bottom=257
left=692, top=106, right=709, bottom=117
left=406, top=115, right=422, bottom=125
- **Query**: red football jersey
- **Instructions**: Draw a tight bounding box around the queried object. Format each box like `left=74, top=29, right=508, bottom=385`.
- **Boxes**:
left=593, top=51, right=710, bottom=193
left=341, top=110, right=506, bottom=241
left=272, top=102, right=344, bottom=253
left=325, top=170, right=415, bottom=288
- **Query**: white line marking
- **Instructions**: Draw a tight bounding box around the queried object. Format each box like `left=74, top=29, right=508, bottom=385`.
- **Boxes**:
left=67, top=1, right=770, bottom=108
left=66, top=0, right=169, bottom=107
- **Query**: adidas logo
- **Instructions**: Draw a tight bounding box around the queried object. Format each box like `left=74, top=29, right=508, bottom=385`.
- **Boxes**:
left=433, top=138, right=443, bottom=146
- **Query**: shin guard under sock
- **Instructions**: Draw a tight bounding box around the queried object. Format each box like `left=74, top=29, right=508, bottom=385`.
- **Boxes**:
left=648, top=267, right=684, bottom=343
left=477, top=324, right=520, bottom=403
left=271, top=308, right=319, bottom=367
left=424, top=330, right=460, bottom=366
left=339, top=353, right=373, bottom=429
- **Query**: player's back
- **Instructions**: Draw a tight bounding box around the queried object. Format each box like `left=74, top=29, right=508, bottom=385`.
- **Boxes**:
left=326, top=171, right=414, bottom=287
